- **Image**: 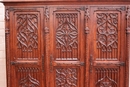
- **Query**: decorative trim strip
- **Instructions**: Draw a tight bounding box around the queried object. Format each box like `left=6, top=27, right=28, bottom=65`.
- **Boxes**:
left=5, top=7, right=10, bottom=87
left=44, top=6, right=50, bottom=87
left=126, top=6, right=130, bottom=87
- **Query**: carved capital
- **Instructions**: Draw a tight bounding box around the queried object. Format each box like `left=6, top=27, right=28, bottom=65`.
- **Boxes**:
left=44, top=27, right=49, bottom=33
left=126, top=28, right=130, bottom=34
left=44, top=6, right=49, bottom=22
left=85, top=27, right=89, bottom=34
left=85, top=8, right=90, bottom=21
left=5, top=9, right=10, bottom=21
left=85, top=7, right=90, bottom=34
left=5, top=28, right=10, bottom=34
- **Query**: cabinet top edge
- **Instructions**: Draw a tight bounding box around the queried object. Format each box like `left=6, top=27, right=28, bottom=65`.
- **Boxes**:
left=1, top=0, right=130, bottom=3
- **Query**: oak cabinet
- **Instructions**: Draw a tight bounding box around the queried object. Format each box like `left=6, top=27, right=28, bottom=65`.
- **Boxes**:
left=2, top=1, right=130, bottom=87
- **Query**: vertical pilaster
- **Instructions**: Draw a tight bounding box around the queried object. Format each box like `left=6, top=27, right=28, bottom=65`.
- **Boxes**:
left=126, top=6, right=130, bottom=87
left=44, top=6, right=50, bottom=87
left=5, top=7, right=10, bottom=87
left=85, top=6, right=90, bottom=87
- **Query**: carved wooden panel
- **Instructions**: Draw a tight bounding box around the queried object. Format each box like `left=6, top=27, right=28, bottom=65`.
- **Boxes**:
left=96, top=12, right=119, bottom=60
left=17, top=14, right=38, bottom=52
left=50, top=6, right=85, bottom=87
left=14, top=11, right=41, bottom=59
left=90, top=6, right=126, bottom=87
left=126, top=6, right=130, bottom=87
left=55, top=13, right=78, bottom=61
left=9, top=8, right=44, bottom=87
left=4, top=4, right=127, bottom=87
left=55, top=68, right=78, bottom=87
left=95, top=68, right=118, bottom=87
left=16, top=67, right=40, bottom=87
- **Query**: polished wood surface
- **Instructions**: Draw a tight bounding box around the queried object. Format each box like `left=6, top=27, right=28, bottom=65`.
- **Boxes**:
left=2, top=0, right=130, bottom=2
left=3, top=1, right=129, bottom=87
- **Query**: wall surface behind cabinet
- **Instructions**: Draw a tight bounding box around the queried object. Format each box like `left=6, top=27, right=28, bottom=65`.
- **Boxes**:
left=0, top=2, right=6, bottom=87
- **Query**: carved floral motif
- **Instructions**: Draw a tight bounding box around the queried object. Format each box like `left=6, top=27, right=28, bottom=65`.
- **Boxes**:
left=56, top=13, right=78, bottom=52
left=56, top=68, right=77, bottom=87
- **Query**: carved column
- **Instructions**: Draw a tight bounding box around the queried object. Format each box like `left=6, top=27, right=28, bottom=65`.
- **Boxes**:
left=126, top=6, right=130, bottom=87
left=85, top=7, right=90, bottom=87
left=44, top=6, right=50, bottom=87
left=5, top=7, right=10, bottom=87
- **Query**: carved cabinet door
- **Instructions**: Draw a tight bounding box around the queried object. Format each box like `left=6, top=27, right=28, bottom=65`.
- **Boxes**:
left=89, top=6, right=126, bottom=87
left=8, top=7, right=44, bottom=87
left=48, top=6, right=86, bottom=87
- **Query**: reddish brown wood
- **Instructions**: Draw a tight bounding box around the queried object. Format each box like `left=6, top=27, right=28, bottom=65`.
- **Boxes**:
left=2, top=1, right=129, bottom=87
left=126, top=6, right=130, bottom=87
left=2, top=0, right=130, bottom=2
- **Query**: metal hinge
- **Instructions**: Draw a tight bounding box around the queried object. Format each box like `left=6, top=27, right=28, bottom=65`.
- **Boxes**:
left=89, top=54, right=93, bottom=73
left=42, top=54, right=44, bottom=72
left=50, top=55, right=53, bottom=72
left=80, top=62, right=85, bottom=66
left=10, top=61, right=16, bottom=65
left=118, top=62, right=125, bottom=66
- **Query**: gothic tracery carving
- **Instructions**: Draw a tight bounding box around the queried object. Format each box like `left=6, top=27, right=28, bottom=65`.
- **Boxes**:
left=97, top=13, right=118, bottom=52
left=19, top=74, right=40, bottom=87
left=56, top=68, right=78, bottom=87
left=96, top=68, right=118, bottom=87
left=96, top=13, right=118, bottom=60
left=17, top=14, right=38, bottom=51
left=96, top=76, right=117, bottom=87
left=56, top=13, right=78, bottom=52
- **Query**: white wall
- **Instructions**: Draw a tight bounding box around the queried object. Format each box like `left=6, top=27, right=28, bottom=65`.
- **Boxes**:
left=0, top=2, right=6, bottom=87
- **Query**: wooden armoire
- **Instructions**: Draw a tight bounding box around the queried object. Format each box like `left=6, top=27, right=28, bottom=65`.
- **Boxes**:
left=2, top=0, right=130, bottom=87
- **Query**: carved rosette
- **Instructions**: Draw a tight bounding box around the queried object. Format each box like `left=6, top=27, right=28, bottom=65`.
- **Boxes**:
left=56, top=68, right=78, bottom=87
left=55, top=13, right=78, bottom=59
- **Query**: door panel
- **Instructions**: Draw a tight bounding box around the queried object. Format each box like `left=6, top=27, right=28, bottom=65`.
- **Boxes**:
left=10, top=8, right=44, bottom=87
left=89, top=6, right=126, bottom=87
left=49, top=6, right=86, bottom=87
